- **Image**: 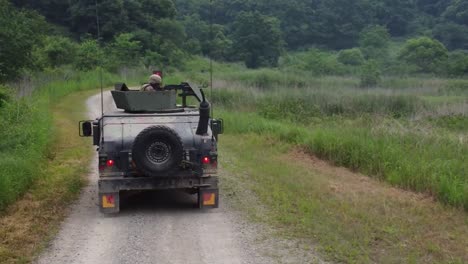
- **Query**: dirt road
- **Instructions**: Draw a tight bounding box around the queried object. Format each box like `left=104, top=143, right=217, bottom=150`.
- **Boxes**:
left=35, top=92, right=322, bottom=264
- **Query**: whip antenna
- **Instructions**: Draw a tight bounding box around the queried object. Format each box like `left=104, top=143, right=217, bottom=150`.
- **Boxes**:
left=95, top=0, right=105, bottom=145
left=95, top=0, right=104, bottom=118
left=210, top=0, right=214, bottom=118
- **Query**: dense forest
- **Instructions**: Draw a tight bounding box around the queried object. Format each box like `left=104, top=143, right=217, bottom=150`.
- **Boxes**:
left=1, top=0, right=468, bottom=83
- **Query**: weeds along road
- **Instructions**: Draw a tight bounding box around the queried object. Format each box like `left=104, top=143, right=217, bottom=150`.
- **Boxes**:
left=35, top=92, right=322, bottom=264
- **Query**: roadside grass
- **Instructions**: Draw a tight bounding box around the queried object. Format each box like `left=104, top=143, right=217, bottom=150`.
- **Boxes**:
left=0, top=70, right=120, bottom=211
left=0, top=68, right=151, bottom=212
left=0, top=97, right=51, bottom=210
left=0, top=67, right=149, bottom=262
left=220, top=133, right=468, bottom=263
left=0, top=90, right=97, bottom=263
left=217, top=110, right=467, bottom=210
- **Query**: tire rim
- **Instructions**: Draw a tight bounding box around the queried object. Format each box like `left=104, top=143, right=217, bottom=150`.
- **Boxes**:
left=146, top=141, right=172, bottom=164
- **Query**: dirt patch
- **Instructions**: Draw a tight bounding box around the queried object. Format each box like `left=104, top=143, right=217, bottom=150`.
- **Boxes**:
left=286, top=148, right=433, bottom=203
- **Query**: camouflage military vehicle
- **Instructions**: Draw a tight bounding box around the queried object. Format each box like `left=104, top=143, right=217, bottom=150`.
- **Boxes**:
left=80, top=81, right=223, bottom=213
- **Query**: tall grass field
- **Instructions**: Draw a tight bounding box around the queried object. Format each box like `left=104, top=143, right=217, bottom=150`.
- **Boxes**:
left=184, top=58, right=467, bottom=210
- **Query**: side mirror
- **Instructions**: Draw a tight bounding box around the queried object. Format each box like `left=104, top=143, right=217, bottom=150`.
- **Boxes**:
left=79, top=121, right=93, bottom=137
left=211, top=119, right=224, bottom=136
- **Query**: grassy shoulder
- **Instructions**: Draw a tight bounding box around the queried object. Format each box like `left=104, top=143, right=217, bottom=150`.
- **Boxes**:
left=0, top=90, right=97, bottom=263
left=220, top=133, right=468, bottom=263
left=219, top=110, right=467, bottom=210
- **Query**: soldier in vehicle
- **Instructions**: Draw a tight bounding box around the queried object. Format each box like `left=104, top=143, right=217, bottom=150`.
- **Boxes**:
left=141, top=74, right=163, bottom=91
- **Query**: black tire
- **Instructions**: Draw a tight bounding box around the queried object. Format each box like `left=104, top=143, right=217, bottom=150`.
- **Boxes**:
left=132, top=126, right=184, bottom=176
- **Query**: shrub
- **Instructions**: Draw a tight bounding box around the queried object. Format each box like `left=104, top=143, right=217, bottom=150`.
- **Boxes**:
left=0, top=85, right=11, bottom=108
left=337, top=48, right=365, bottom=66
left=359, top=25, right=390, bottom=60
left=398, top=37, right=448, bottom=74
left=42, top=36, right=78, bottom=68
left=360, top=60, right=381, bottom=87
left=302, top=49, right=346, bottom=75
left=446, top=50, right=468, bottom=77
left=73, top=40, right=103, bottom=71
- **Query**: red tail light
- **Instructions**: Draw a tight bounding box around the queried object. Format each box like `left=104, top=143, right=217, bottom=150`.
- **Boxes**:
left=106, top=159, right=115, bottom=167
left=202, top=156, right=210, bottom=164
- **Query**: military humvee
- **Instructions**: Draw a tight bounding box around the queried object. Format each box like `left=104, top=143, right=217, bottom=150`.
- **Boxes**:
left=80, top=81, right=223, bottom=213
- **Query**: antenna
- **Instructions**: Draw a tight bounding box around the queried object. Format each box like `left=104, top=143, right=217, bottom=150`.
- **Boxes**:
left=95, top=0, right=104, bottom=118
left=209, top=0, right=215, bottom=118
left=95, top=0, right=105, bottom=145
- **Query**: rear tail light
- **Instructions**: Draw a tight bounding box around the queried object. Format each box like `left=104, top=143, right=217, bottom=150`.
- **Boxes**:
left=202, top=156, right=211, bottom=164
left=106, top=159, right=115, bottom=167
left=99, top=156, right=115, bottom=171
left=202, top=154, right=218, bottom=174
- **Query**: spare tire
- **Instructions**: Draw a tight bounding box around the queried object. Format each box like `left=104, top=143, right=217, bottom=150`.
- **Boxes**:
left=132, top=126, right=184, bottom=176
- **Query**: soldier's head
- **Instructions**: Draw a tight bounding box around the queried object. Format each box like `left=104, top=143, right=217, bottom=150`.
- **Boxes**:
left=149, top=74, right=162, bottom=89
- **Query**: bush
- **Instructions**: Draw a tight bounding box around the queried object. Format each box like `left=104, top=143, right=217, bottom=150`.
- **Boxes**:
left=359, top=25, right=390, bottom=60
left=337, top=48, right=365, bottom=66
left=73, top=40, right=103, bottom=71
left=398, top=37, right=448, bottom=74
left=302, top=49, right=347, bottom=75
left=360, top=60, right=381, bottom=87
left=42, top=36, right=78, bottom=68
left=446, top=50, right=468, bottom=77
left=0, top=85, right=11, bottom=108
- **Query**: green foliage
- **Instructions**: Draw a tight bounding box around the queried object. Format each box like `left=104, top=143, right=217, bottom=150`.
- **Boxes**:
left=67, top=0, right=177, bottom=41
left=0, top=0, right=47, bottom=82
left=42, top=36, right=78, bottom=68
left=429, top=115, right=468, bottom=132
left=74, top=40, right=103, bottom=71
left=360, top=60, right=381, bottom=87
left=300, top=49, right=346, bottom=76
left=0, top=97, right=50, bottom=210
left=433, top=22, right=468, bottom=50
left=446, top=50, right=468, bottom=76
left=0, top=85, right=11, bottom=108
left=0, top=68, right=145, bottom=210
left=143, top=51, right=165, bottom=70
left=232, top=12, right=283, bottom=68
left=359, top=25, right=390, bottom=60
left=337, top=48, right=365, bottom=66
left=442, top=0, right=468, bottom=26
left=221, top=110, right=468, bottom=210
left=106, top=33, right=142, bottom=70
left=398, top=37, right=448, bottom=73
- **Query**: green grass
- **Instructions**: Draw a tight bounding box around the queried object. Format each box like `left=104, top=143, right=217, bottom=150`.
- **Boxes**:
left=0, top=68, right=147, bottom=211
left=194, top=61, right=467, bottom=210
left=218, top=110, right=467, bottom=210
left=0, top=89, right=102, bottom=263
left=220, top=133, right=468, bottom=263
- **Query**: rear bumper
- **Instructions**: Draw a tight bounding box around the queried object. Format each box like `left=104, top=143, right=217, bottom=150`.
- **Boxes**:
left=98, top=176, right=219, bottom=213
left=98, top=176, right=218, bottom=193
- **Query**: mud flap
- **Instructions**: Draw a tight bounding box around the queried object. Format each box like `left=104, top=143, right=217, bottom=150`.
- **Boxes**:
left=99, top=192, right=120, bottom=214
left=198, top=188, right=219, bottom=209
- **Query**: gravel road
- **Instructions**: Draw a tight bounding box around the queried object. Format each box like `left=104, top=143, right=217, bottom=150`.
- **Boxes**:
left=34, top=92, right=323, bottom=264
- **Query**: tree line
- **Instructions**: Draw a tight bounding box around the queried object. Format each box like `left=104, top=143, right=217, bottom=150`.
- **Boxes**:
left=1, top=0, right=468, bottom=85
